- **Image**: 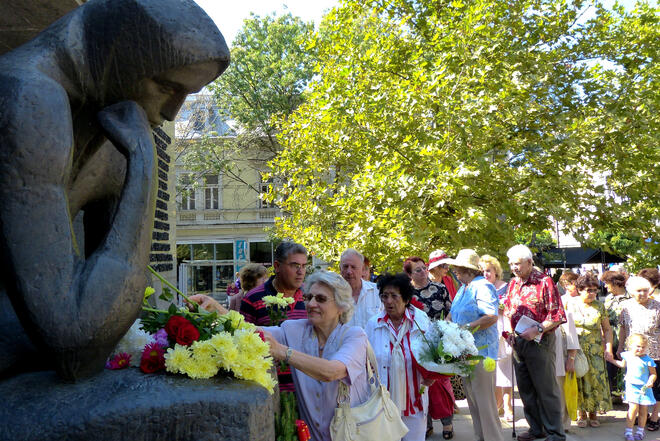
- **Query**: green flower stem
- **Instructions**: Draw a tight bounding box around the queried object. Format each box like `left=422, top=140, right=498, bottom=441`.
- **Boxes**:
left=148, top=265, right=193, bottom=305
left=142, top=306, right=168, bottom=314
left=142, top=305, right=207, bottom=317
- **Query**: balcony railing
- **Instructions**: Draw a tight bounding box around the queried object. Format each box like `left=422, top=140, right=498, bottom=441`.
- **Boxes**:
left=176, top=207, right=280, bottom=225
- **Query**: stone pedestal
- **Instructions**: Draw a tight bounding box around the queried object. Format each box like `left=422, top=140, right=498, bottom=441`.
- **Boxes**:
left=0, top=369, right=274, bottom=441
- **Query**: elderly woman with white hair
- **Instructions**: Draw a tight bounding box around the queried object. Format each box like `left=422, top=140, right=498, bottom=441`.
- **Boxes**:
left=260, top=270, right=372, bottom=441
left=616, top=276, right=660, bottom=432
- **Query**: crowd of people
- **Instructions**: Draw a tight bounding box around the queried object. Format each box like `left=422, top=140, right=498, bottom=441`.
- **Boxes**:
left=190, top=241, right=660, bottom=441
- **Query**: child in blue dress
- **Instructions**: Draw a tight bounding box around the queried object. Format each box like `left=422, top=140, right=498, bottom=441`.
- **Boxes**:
left=608, top=333, right=657, bottom=440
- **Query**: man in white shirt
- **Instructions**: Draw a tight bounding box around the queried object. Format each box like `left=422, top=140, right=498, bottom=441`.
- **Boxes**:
left=340, top=248, right=383, bottom=329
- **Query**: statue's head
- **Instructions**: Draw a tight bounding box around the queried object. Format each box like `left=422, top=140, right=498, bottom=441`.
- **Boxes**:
left=80, top=0, right=230, bottom=120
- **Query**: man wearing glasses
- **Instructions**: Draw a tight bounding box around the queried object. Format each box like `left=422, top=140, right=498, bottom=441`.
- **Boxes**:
left=339, top=248, right=382, bottom=329
left=240, top=241, right=309, bottom=395
left=240, top=241, right=309, bottom=326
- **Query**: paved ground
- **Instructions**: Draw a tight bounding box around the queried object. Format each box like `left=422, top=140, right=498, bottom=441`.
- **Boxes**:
left=429, top=397, right=660, bottom=441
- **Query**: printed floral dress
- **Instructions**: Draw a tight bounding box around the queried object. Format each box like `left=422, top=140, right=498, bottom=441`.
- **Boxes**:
left=569, top=299, right=613, bottom=413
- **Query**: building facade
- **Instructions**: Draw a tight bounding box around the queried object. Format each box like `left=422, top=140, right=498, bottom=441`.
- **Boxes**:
left=174, top=92, right=281, bottom=302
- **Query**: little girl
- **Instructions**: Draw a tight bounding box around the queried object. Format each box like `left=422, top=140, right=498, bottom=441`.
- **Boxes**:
left=609, top=333, right=657, bottom=440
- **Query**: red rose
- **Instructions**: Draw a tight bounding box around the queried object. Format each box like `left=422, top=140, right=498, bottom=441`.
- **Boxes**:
left=165, top=315, right=200, bottom=346
left=174, top=323, right=200, bottom=346
left=140, top=343, right=165, bottom=373
left=165, top=315, right=189, bottom=336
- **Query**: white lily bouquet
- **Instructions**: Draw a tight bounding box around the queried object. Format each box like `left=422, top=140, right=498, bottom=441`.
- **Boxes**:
left=411, top=319, right=495, bottom=377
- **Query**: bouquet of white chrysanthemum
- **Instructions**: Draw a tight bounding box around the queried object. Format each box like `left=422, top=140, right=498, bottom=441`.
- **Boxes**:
left=411, top=319, right=495, bottom=377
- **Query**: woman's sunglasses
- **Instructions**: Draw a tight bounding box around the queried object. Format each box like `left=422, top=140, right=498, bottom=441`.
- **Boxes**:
left=302, top=293, right=333, bottom=303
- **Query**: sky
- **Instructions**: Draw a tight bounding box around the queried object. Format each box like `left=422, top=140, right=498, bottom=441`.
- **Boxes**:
left=193, top=0, right=339, bottom=46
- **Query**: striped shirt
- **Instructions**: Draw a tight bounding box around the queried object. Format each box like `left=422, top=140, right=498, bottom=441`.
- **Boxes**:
left=240, top=275, right=307, bottom=391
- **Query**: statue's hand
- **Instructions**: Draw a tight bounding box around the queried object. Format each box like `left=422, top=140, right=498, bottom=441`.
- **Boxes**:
left=97, top=101, right=152, bottom=157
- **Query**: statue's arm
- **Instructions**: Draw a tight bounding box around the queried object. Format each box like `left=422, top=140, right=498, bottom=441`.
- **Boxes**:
left=0, top=81, right=155, bottom=378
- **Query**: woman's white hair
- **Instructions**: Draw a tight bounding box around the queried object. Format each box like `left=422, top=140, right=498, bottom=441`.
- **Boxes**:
left=626, top=275, right=652, bottom=292
left=506, top=244, right=533, bottom=262
left=303, top=270, right=354, bottom=324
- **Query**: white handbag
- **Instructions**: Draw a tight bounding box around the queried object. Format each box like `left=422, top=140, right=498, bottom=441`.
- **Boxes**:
left=574, top=349, right=589, bottom=378
left=330, top=342, right=409, bottom=441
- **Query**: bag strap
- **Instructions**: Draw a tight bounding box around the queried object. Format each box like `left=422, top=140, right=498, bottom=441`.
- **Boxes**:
left=336, top=336, right=381, bottom=406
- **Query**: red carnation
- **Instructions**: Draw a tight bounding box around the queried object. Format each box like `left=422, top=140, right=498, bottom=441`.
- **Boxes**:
left=410, top=297, right=425, bottom=310
left=165, top=315, right=200, bottom=346
left=140, top=342, right=165, bottom=373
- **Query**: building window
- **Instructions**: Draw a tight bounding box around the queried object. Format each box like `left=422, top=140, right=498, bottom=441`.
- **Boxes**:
left=258, top=177, right=276, bottom=209
left=249, top=241, right=275, bottom=267
left=179, top=174, right=196, bottom=210
left=204, top=174, right=219, bottom=210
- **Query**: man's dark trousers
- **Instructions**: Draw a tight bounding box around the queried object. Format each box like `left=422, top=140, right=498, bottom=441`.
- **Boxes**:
left=513, top=333, right=566, bottom=441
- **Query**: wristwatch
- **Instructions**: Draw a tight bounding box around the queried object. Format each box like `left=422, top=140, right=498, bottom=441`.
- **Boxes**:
left=536, top=324, right=544, bottom=334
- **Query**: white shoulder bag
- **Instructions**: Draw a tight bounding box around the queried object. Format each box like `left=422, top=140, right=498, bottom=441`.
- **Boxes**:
left=330, top=341, right=409, bottom=441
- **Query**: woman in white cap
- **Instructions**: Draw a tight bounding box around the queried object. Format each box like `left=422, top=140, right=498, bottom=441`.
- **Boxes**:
left=445, top=249, right=504, bottom=441
left=428, top=249, right=459, bottom=300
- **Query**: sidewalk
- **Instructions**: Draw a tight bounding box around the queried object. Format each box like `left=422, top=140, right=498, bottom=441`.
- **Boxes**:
left=430, top=398, right=660, bottom=441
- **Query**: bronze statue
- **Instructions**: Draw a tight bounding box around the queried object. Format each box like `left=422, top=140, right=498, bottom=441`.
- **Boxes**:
left=0, top=0, right=229, bottom=380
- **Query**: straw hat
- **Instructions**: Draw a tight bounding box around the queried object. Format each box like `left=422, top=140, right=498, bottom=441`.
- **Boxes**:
left=439, top=249, right=480, bottom=271
left=428, top=249, right=449, bottom=270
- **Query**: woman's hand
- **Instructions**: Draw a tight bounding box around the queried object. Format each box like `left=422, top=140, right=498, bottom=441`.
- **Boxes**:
left=422, top=378, right=436, bottom=387
left=187, top=294, right=228, bottom=314
left=604, top=350, right=615, bottom=362
left=261, top=330, right=286, bottom=360
left=565, top=357, right=575, bottom=373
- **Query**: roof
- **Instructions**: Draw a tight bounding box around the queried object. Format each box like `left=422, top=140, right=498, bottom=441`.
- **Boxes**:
left=539, top=247, right=626, bottom=268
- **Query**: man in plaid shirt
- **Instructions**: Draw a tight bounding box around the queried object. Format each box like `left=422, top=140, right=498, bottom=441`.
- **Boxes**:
left=502, top=245, right=566, bottom=441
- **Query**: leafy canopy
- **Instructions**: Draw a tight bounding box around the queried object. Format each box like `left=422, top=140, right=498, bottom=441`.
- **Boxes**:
left=267, top=0, right=659, bottom=270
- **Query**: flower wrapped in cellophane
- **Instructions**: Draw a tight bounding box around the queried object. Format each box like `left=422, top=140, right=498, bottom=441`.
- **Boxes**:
left=411, top=319, right=491, bottom=377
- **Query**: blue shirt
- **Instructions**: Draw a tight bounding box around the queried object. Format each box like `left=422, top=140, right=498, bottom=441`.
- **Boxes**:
left=622, top=351, right=656, bottom=386
left=450, top=275, right=499, bottom=359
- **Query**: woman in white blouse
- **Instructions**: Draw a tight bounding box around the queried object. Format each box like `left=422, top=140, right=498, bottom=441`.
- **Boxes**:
left=365, top=273, right=432, bottom=441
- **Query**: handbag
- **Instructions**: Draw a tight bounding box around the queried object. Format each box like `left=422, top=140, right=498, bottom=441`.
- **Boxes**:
left=330, top=342, right=409, bottom=441
left=574, top=350, right=589, bottom=378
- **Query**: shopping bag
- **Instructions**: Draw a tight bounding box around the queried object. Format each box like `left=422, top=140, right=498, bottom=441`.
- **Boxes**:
left=564, top=372, right=577, bottom=421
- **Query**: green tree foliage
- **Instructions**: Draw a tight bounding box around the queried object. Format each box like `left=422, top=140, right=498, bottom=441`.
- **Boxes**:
left=180, top=13, right=316, bottom=195
left=209, top=13, right=315, bottom=154
left=266, top=0, right=659, bottom=269
left=585, top=230, right=659, bottom=271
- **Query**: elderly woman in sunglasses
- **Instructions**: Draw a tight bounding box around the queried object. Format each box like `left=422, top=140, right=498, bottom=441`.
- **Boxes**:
left=259, top=270, right=372, bottom=441
left=365, top=273, right=433, bottom=441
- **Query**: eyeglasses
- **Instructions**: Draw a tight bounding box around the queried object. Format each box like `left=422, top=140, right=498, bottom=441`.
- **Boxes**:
left=285, top=262, right=307, bottom=272
left=303, top=293, right=334, bottom=303
left=412, top=267, right=427, bottom=274
left=379, top=293, right=402, bottom=301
